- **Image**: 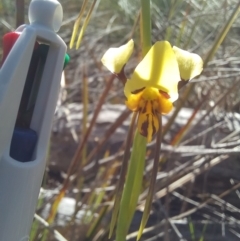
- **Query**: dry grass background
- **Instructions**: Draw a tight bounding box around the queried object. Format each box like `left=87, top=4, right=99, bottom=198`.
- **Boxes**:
left=1, top=0, right=240, bottom=240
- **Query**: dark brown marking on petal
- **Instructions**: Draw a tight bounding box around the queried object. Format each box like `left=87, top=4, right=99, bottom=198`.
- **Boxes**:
left=141, top=101, right=148, bottom=114
left=132, top=87, right=145, bottom=94
left=178, top=79, right=189, bottom=91
left=140, top=114, right=149, bottom=137
left=159, top=90, right=170, bottom=99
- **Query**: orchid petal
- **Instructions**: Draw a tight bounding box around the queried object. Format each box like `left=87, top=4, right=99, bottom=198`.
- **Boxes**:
left=101, top=39, right=134, bottom=74
left=158, top=93, right=173, bottom=114
left=125, top=91, right=142, bottom=111
left=173, top=46, right=203, bottom=81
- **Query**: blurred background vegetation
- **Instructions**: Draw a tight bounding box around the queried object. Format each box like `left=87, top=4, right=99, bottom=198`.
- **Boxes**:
left=1, top=0, right=240, bottom=240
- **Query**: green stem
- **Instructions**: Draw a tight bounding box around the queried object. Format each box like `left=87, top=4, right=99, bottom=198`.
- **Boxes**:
left=140, top=0, right=152, bottom=56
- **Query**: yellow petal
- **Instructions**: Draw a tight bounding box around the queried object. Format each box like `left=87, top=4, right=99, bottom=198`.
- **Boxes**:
left=101, top=39, right=134, bottom=74
left=125, top=91, right=143, bottom=111
left=173, top=46, right=203, bottom=81
left=124, top=41, right=180, bottom=102
left=158, top=93, right=173, bottom=114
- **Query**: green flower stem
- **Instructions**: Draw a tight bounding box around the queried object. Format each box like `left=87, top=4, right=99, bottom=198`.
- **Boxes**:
left=116, top=131, right=147, bottom=241
left=140, top=0, right=152, bottom=56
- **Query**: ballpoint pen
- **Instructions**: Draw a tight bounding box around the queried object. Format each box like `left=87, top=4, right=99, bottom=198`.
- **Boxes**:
left=0, top=0, right=68, bottom=240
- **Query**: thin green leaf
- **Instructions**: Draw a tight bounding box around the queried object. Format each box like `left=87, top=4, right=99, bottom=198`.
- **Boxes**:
left=116, top=131, right=147, bottom=241
left=109, top=112, right=137, bottom=238
left=137, top=114, right=162, bottom=240
left=86, top=206, right=108, bottom=239
left=188, top=217, right=196, bottom=241
left=199, top=223, right=207, bottom=241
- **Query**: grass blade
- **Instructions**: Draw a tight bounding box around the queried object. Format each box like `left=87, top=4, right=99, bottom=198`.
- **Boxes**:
left=69, top=0, right=89, bottom=49
left=109, top=112, right=137, bottom=238
left=137, top=114, right=162, bottom=240
left=116, top=131, right=147, bottom=241
left=76, top=0, right=98, bottom=49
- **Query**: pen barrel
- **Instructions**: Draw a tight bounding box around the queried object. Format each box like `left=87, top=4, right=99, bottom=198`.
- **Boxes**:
left=0, top=33, right=66, bottom=241
left=0, top=154, right=46, bottom=241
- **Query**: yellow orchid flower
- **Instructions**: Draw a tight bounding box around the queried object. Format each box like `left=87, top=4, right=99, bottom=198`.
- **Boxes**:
left=101, top=40, right=203, bottom=142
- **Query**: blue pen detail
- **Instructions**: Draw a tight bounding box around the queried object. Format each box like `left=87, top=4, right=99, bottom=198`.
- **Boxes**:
left=10, top=128, right=38, bottom=162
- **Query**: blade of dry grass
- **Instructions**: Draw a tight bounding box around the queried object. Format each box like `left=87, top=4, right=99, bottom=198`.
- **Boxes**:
left=76, top=0, right=98, bottom=49
left=69, top=0, right=89, bottom=49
